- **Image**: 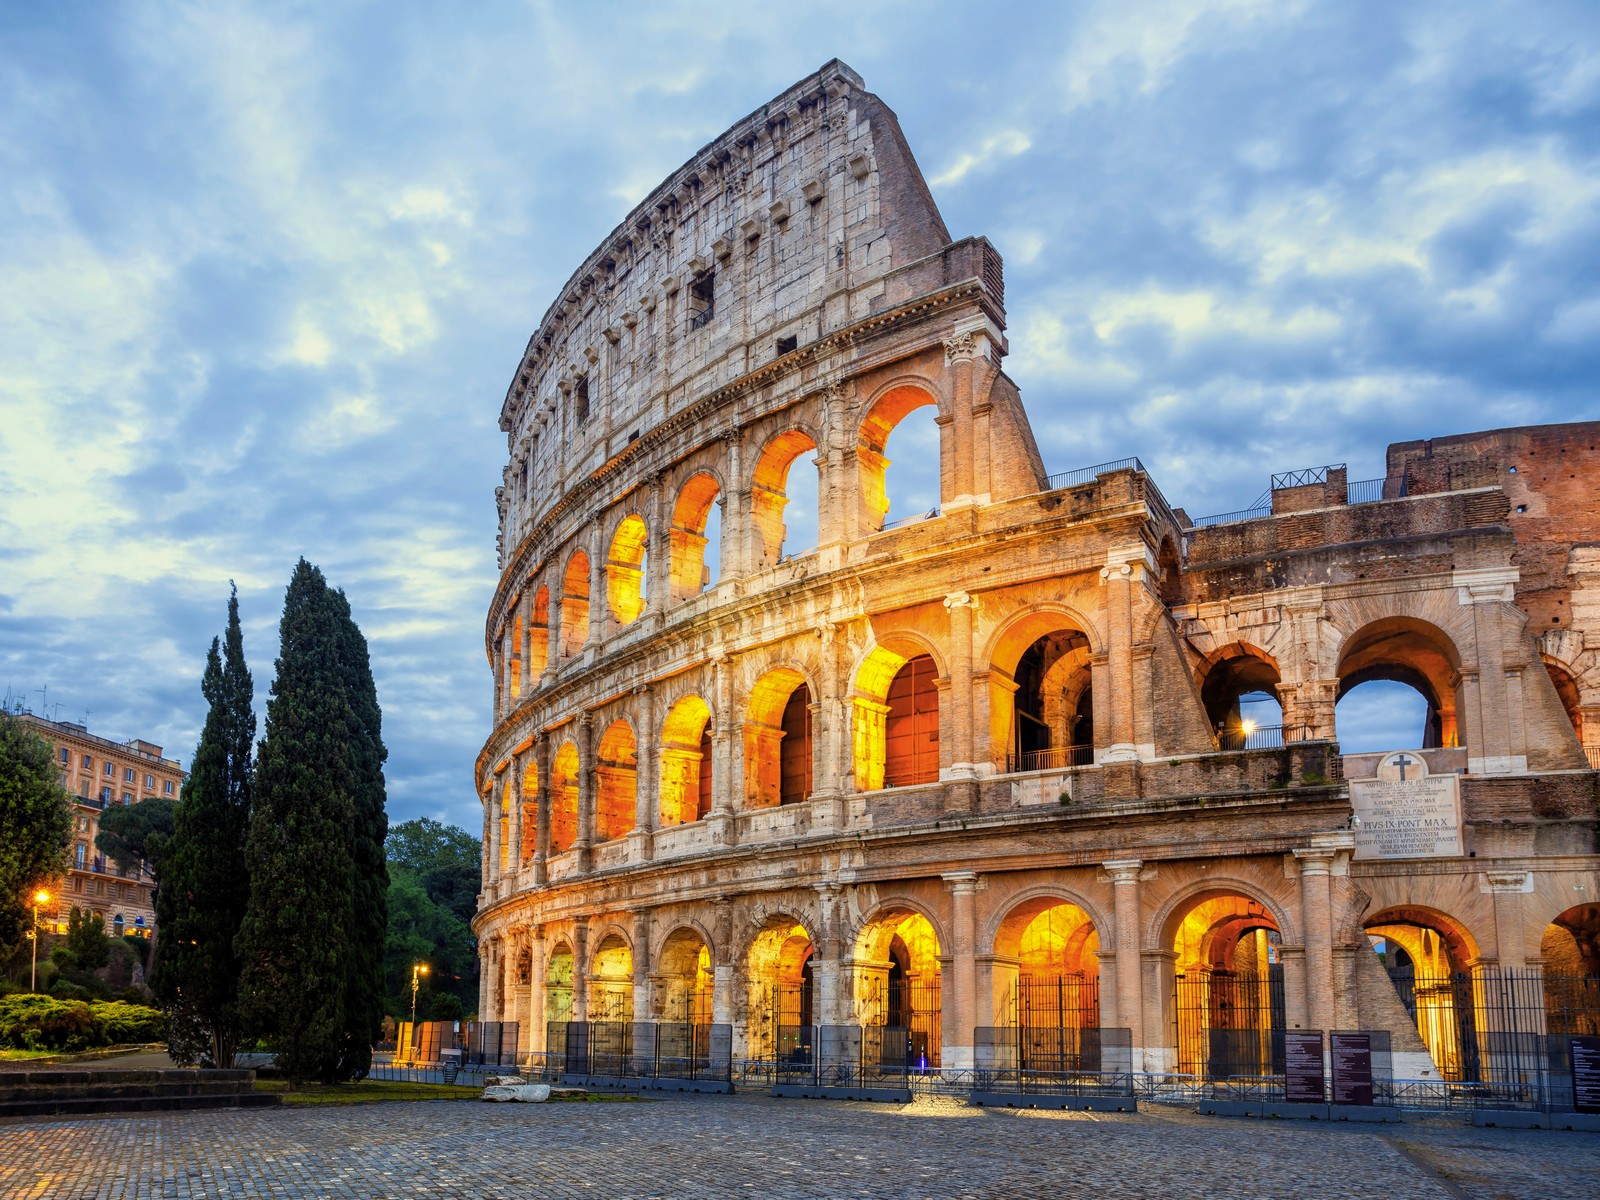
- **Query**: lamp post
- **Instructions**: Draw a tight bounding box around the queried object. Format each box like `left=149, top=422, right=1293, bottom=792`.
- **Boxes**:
left=29, top=890, right=50, bottom=993
left=408, top=963, right=429, bottom=1061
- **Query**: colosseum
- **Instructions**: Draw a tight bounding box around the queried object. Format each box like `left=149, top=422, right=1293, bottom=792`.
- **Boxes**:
left=475, top=61, right=1600, bottom=1095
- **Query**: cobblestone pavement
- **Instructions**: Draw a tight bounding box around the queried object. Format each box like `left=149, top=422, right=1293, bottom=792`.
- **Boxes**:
left=2, top=1092, right=1596, bottom=1200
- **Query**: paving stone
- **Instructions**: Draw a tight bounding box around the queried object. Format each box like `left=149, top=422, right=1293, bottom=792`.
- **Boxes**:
left=3, top=1092, right=1597, bottom=1199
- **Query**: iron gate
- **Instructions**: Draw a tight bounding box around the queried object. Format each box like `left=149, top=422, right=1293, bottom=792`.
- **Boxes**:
left=1173, top=967, right=1286, bottom=1078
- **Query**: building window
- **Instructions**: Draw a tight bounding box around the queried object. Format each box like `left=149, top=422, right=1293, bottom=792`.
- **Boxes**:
left=573, top=376, right=590, bottom=422
left=82, top=754, right=92, bottom=768
left=100, top=786, right=112, bottom=804
left=124, top=767, right=135, bottom=783
left=72, top=877, right=83, bottom=894
left=776, top=334, right=798, bottom=356
left=144, top=774, right=154, bottom=789
left=59, top=747, right=69, bottom=764
left=688, top=271, right=715, bottom=329
left=79, top=781, right=90, bottom=797
left=104, top=762, right=115, bottom=777
left=74, top=843, right=86, bottom=868
left=122, top=792, right=133, bottom=805
left=163, top=780, right=174, bottom=795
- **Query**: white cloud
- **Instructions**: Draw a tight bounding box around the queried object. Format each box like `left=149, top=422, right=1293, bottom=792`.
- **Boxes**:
left=930, top=130, right=1032, bottom=188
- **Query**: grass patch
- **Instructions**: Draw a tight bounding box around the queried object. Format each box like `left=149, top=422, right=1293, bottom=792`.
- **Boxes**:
left=256, top=1078, right=481, bottom=1106
left=0, top=1048, right=59, bottom=1062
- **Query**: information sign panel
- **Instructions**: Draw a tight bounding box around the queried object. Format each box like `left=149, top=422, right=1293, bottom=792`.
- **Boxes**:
left=1284, top=1031, right=1325, bottom=1103
left=1330, top=1032, right=1374, bottom=1106
left=1573, top=1035, right=1600, bottom=1115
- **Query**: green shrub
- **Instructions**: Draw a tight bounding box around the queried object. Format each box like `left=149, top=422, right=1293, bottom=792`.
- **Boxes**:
left=48, top=979, right=92, bottom=1001
left=0, top=993, right=164, bottom=1051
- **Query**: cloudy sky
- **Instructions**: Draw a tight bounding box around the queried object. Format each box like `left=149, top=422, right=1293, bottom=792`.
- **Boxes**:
left=3, top=1, right=1598, bottom=834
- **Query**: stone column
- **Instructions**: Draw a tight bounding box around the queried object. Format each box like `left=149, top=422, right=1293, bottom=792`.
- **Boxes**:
left=1104, top=859, right=1145, bottom=1058
left=587, top=524, right=606, bottom=648
left=632, top=908, right=654, bottom=1025
left=572, top=918, right=591, bottom=1023
left=813, top=884, right=843, bottom=1025
left=817, top=382, right=853, bottom=548
left=943, top=871, right=980, bottom=1070
left=723, top=427, right=746, bottom=579
left=529, top=924, right=547, bottom=1056
left=1294, top=834, right=1353, bottom=1033
left=630, top=684, right=656, bottom=861
left=1485, top=869, right=1533, bottom=968
left=507, top=752, right=525, bottom=887
left=943, top=591, right=981, bottom=781
left=708, top=650, right=738, bottom=843
left=1141, top=949, right=1178, bottom=1073
left=711, top=898, right=735, bottom=1027
left=646, top=475, right=669, bottom=623
left=1279, top=944, right=1309, bottom=1030
left=943, top=333, right=976, bottom=507
left=532, top=734, right=551, bottom=886
left=1098, top=548, right=1148, bottom=762
left=1459, top=568, right=1521, bottom=772
left=486, top=785, right=502, bottom=893
left=575, top=714, right=595, bottom=865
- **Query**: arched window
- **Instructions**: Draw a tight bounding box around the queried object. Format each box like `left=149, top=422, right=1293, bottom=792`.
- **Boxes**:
left=671, top=473, right=722, bottom=601
left=595, top=720, right=637, bottom=842
left=1011, top=631, right=1094, bottom=770
left=1169, top=891, right=1284, bottom=1078
left=751, top=430, right=821, bottom=567
left=521, top=758, right=538, bottom=865
left=884, top=654, right=940, bottom=787
left=859, top=385, right=940, bottom=533
left=1336, top=618, right=1461, bottom=752
left=743, top=668, right=813, bottom=809
left=560, top=551, right=591, bottom=658
left=607, top=515, right=649, bottom=626
left=527, top=585, right=550, bottom=678
left=660, top=696, right=713, bottom=826
left=550, top=741, right=580, bottom=854
left=509, top=614, right=523, bottom=700
left=1200, top=646, right=1283, bottom=750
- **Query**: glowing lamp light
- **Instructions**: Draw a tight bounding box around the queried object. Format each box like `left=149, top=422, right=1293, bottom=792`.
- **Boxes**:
left=1239, top=719, right=1257, bottom=736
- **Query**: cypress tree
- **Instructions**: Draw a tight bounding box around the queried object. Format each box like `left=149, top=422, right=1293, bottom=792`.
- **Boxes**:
left=237, top=561, right=357, bottom=1082
left=332, top=587, right=389, bottom=1081
left=152, top=584, right=255, bottom=1066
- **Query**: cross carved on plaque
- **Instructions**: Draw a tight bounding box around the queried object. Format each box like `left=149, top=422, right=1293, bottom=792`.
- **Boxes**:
left=1391, top=753, right=1417, bottom=781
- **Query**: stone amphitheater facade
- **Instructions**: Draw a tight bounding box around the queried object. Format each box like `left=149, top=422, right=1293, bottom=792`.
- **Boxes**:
left=475, top=61, right=1600, bottom=1077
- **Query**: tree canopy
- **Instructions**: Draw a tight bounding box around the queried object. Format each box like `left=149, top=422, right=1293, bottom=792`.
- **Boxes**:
left=0, top=710, right=73, bottom=951
left=94, top=797, right=175, bottom=876
left=383, top=818, right=479, bottom=1018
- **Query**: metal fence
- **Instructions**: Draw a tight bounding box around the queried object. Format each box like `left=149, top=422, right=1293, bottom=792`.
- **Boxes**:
left=1174, top=969, right=1286, bottom=1078
left=1214, top=723, right=1309, bottom=751
left=540, top=1021, right=732, bottom=1085
left=1044, top=457, right=1145, bottom=492
left=774, top=1025, right=918, bottom=1089
left=1005, top=744, right=1094, bottom=772
left=972, top=1026, right=1135, bottom=1099
left=462, top=1021, right=520, bottom=1067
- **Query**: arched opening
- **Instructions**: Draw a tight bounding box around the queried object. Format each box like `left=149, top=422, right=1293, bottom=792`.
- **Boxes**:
left=751, top=429, right=822, bottom=567
left=1365, top=906, right=1480, bottom=1080
left=1335, top=618, right=1461, bottom=752
left=591, top=933, right=634, bottom=1023
left=549, top=741, right=580, bottom=854
left=1200, top=646, right=1284, bottom=750
left=545, top=942, right=574, bottom=1026
left=859, top=385, right=940, bottom=533
left=520, top=759, right=538, bottom=866
left=509, top=614, right=523, bottom=700
left=1010, top=631, right=1094, bottom=771
left=657, top=927, right=715, bottom=1026
left=1543, top=658, right=1584, bottom=745
left=746, top=916, right=813, bottom=1062
left=743, top=667, right=813, bottom=809
left=670, top=472, right=721, bottom=602
left=560, top=550, right=591, bottom=658
left=1169, top=892, right=1284, bottom=1078
left=1541, top=904, right=1600, bottom=1036
left=528, top=585, right=550, bottom=678
left=594, top=719, right=637, bottom=842
left=854, top=908, right=942, bottom=1067
left=1156, top=535, right=1183, bottom=606
left=851, top=643, right=941, bottom=791
left=607, top=515, right=650, bottom=625
left=659, top=695, right=713, bottom=826
left=498, top=778, right=513, bottom=873
left=994, top=898, right=1100, bottom=1069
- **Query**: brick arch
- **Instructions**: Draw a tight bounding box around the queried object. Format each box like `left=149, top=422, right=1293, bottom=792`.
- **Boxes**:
left=982, top=884, right=1113, bottom=957
left=983, top=602, right=1106, bottom=674
left=659, top=693, right=713, bottom=827
left=652, top=918, right=719, bottom=966
left=1334, top=615, right=1464, bottom=749
left=594, top=718, right=637, bottom=842
left=588, top=922, right=635, bottom=962
left=1149, top=877, right=1299, bottom=951
left=1197, top=642, right=1283, bottom=739
left=849, top=895, right=949, bottom=962
left=850, top=632, right=947, bottom=792
left=1363, top=904, right=1482, bottom=968
left=857, top=378, right=943, bottom=533
left=743, top=663, right=818, bottom=810
left=750, top=425, right=824, bottom=568
left=670, top=471, right=724, bottom=601
left=549, top=740, right=581, bottom=853
left=736, top=902, right=819, bottom=964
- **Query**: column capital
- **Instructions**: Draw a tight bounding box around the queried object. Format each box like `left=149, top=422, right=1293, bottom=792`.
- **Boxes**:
left=1102, top=858, right=1144, bottom=884
left=943, top=590, right=980, bottom=611
left=1292, top=847, right=1336, bottom=875
left=942, top=870, right=980, bottom=894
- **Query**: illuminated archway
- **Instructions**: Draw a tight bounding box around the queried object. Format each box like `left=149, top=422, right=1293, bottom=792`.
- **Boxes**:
left=1364, top=905, right=1480, bottom=1080
left=659, top=695, right=713, bottom=826
left=993, top=897, right=1100, bottom=1060
left=607, top=515, right=649, bottom=625
left=751, top=429, right=822, bottom=567
left=1167, top=891, right=1283, bottom=1077
left=545, top=941, right=575, bottom=1026
left=1541, top=904, right=1600, bottom=1036
left=670, top=472, right=721, bottom=601
left=858, top=383, right=940, bottom=533
left=851, top=639, right=944, bottom=791
left=853, top=906, right=942, bottom=1066
left=527, top=585, right=550, bottom=678
left=595, top=719, right=637, bottom=842
left=549, top=741, right=580, bottom=854
left=986, top=608, right=1100, bottom=771
left=509, top=613, right=523, bottom=700
left=1336, top=617, right=1462, bottom=751
left=744, top=666, right=813, bottom=809
left=657, top=926, right=715, bottom=1026
left=1199, top=644, right=1283, bottom=750
left=560, top=550, right=591, bottom=658
left=745, top=915, right=814, bottom=1061
left=591, top=932, right=634, bottom=1022
left=497, top=777, right=513, bottom=873
left=520, top=758, right=538, bottom=866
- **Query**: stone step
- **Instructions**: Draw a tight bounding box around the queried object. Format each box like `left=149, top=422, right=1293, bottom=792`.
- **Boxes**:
left=0, top=1092, right=280, bottom=1119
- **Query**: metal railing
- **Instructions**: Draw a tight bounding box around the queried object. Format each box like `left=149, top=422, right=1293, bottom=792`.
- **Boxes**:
left=538, top=1021, right=733, bottom=1085
left=1271, top=464, right=1343, bottom=490
left=1214, top=723, right=1307, bottom=751
left=687, top=305, right=714, bottom=330
left=1044, top=457, right=1145, bottom=492
left=1345, top=477, right=1386, bottom=504
left=1006, top=745, right=1094, bottom=773
left=1586, top=745, right=1600, bottom=770
left=1188, top=501, right=1273, bottom=529
left=880, top=507, right=940, bottom=531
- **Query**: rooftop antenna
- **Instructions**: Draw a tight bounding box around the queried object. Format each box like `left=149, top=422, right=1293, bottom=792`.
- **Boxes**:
left=82, top=708, right=91, bottom=729
left=36, top=684, right=47, bottom=716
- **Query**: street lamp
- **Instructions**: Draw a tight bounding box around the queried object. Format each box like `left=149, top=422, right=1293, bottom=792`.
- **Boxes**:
left=29, top=890, right=50, bottom=993
left=409, top=963, right=430, bottom=1060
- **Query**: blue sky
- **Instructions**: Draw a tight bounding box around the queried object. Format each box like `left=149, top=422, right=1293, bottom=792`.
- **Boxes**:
left=3, top=1, right=1598, bottom=833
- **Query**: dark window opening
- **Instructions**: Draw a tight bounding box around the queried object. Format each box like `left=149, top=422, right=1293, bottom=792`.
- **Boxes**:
left=775, top=334, right=798, bottom=356
left=574, top=376, right=590, bottom=422
left=696, top=727, right=714, bottom=820
left=779, top=684, right=813, bottom=805
left=688, top=271, right=715, bottom=329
